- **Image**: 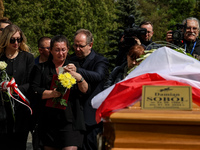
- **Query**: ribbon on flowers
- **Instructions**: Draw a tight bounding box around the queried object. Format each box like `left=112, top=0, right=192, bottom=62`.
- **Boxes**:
left=1, top=77, right=32, bottom=115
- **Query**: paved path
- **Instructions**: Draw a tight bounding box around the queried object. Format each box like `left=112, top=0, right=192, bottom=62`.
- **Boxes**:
left=27, top=132, right=33, bottom=150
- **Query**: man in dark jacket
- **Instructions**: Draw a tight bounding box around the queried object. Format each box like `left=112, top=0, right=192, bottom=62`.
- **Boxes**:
left=34, top=36, right=51, bottom=64
left=69, top=29, right=109, bottom=150
left=139, top=21, right=154, bottom=47
left=139, top=21, right=159, bottom=50
left=166, top=17, right=200, bottom=60
left=115, top=21, right=158, bottom=66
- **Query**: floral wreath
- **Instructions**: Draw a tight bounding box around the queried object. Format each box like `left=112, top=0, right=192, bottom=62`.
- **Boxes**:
left=137, top=41, right=195, bottom=62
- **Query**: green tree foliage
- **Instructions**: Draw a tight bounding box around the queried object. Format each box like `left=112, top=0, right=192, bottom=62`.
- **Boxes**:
left=137, top=0, right=169, bottom=41
left=167, top=0, right=196, bottom=27
left=2, top=0, right=198, bottom=64
left=190, top=1, right=200, bottom=21
left=3, top=0, right=117, bottom=56
left=116, top=0, right=143, bottom=28
left=106, top=0, right=143, bottom=70
left=138, top=0, right=196, bottom=41
left=4, top=0, right=51, bottom=55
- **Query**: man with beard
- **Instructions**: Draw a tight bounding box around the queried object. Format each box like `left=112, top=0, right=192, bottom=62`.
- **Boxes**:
left=166, top=17, right=200, bottom=60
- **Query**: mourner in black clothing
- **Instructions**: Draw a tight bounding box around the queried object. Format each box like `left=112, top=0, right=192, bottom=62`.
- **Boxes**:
left=0, top=24, right=35, bottom=150
left=29, top=35, right=89, bottom=150
left=70, top=29, right=109, bottom=150
left=35, top=36, right=51, bottom=64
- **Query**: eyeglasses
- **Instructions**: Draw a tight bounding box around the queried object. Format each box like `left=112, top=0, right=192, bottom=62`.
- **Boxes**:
left=73, top=44, right=88, bottom=49
left=186, top=27, right=199, bottom=31
left=40, top=47, right=50, bottom=50
left=10, top=37, right=23, bottom=44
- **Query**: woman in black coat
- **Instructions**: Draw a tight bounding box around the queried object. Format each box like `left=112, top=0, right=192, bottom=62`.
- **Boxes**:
left=29, top=35, right=89, bottom=150
left=0, top=24, right=35, bottom=150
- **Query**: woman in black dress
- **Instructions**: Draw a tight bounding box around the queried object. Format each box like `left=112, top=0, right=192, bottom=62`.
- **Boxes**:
left=0, top=24, right=35, bottom=150
left=29, top=35, right=89, bottom=150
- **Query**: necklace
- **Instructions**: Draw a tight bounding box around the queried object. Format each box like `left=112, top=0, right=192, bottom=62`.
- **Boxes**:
left=7, top=53, right=14, bottom=57
left=6, top=50, right=19, bottom=58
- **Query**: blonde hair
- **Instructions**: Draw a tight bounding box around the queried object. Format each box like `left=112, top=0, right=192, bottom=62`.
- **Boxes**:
left=0, top=24, right=29, bottom=55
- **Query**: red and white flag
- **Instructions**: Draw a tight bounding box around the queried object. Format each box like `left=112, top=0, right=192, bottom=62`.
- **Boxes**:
left=92, top=47, right=200, bottom=123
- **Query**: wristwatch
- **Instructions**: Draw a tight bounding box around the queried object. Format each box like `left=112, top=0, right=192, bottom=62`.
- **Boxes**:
left=77, top=77, right=84, bottom=83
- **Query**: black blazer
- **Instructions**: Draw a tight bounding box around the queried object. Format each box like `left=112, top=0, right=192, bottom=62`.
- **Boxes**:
left=29, top=59, right=88, bottom=131
left=0, top=50, right=35, bottom=132
left=0, top=51, right=35, bottom=96
left=70, top=49, right=109, bottom=126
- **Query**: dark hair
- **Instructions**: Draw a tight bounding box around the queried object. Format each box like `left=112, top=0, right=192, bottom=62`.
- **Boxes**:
left=127, top=44, right=145, bottom=61
left=139, top=21, right=153, bottom=28
left=0, top=17, right=12, bottom=26
left=38, top=36, right=51, bottom=48
left=48, top=35, right=69, bottom=60
left=50, top=35, right=69, bottom=49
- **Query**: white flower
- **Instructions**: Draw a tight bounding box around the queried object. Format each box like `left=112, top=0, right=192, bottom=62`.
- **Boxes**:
left=143, top=53, right=151, bottom=58
left=0, top=61, right=7, bottom=70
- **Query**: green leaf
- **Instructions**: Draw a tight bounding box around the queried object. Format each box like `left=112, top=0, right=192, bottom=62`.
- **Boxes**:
left=60, top=98, right=67, bottom=106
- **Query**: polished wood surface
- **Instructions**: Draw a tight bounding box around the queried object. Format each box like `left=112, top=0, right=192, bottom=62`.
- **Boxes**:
left=103, top=102, right=200, bottom=150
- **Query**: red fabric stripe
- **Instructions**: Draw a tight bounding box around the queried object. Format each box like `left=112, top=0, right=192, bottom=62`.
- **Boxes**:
left=95, top=73, right=200, bottom=123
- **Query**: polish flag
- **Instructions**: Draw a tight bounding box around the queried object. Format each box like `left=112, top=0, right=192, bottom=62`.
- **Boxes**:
left=91, top=47, right=200, bottom=123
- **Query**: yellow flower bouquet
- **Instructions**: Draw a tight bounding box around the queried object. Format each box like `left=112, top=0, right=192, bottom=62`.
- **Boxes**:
left=52, top=72, right=76, bottom=107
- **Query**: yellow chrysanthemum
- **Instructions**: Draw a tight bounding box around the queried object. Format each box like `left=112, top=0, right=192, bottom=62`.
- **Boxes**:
left=66, top=84, right=72, bottom=89
left=61, top=82, right=67, bottom=87
left=53, top=72, right=76, bottom=107
left=71, top=78, right=76, bottom=84
left=64, top=72, right=72, bottom=79
left=58, top=72, right=76, bottom=89
left=58, top=74, right=65, bottom=80
left=61, top=80, right=69, bottom=87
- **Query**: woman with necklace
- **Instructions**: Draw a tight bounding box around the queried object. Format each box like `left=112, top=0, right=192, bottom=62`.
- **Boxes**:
left=0, top=24, right=35, bottom=150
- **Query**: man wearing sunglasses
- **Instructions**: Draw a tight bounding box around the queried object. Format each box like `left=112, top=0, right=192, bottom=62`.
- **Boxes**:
left=35, top=36, right=51, bottom=64
left=0, top=17, right=12, bottom=33
left=166, top=17, right=200, bottom=60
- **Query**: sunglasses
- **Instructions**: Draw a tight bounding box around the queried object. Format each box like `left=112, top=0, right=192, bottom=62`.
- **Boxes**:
left=10, top=37, right=23, bottom=44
